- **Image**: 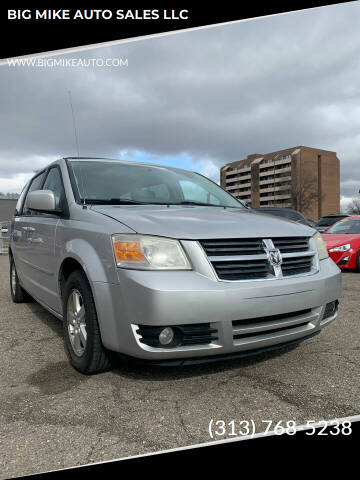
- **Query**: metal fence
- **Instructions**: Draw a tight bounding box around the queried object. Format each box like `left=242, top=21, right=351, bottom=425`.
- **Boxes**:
left=0, top=221, right=10, bottom=254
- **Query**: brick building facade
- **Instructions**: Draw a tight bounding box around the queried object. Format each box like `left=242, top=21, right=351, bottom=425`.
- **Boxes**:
left=220, top=146, right=340, bottom=221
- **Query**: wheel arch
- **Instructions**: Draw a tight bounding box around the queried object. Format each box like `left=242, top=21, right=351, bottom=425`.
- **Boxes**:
left=57, top=239, right=119, bottom=347
left=58, top=257, right=87, bottom=297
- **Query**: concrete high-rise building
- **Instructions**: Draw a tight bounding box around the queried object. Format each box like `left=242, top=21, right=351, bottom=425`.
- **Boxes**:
left=220, top=146, right=340, bottom=221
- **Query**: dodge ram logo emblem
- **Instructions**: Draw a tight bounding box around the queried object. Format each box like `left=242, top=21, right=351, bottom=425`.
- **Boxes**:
left=268, top=249, right=282, bottom=267
left=262, top=239, right=283, bottom=277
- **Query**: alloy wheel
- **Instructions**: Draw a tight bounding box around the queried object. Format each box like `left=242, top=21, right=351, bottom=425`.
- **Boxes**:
left=11, top=264, right=17, bottom=295
left=67, top=289, right=87, bottom=356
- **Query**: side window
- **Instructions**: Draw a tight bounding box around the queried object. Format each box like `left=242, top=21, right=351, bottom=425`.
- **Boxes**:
left=22, top=172, right=46, bottom=215
left=179, top=180, right=220, bottom=205
left=42, top=167, right=65, bottom=210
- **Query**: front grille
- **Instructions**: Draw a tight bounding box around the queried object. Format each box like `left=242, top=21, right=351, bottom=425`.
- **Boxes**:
left=200, top=238, right=263, bottom=256
left=212, top=259, right=268, bottom=280
left=199, top=237, right=315, bottom=281
left=272, top=237, right=309, bottom=253
left=281, top=256, right=313, bottom=276
left=200, top=237, right=309, bottom=256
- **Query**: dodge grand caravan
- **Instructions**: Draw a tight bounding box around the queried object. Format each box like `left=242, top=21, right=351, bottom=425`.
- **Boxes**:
left=9, top=158, right=341, bottom=374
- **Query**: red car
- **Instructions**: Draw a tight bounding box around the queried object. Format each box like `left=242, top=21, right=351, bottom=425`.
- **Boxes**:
left=322, top=215, right=360, bottom=270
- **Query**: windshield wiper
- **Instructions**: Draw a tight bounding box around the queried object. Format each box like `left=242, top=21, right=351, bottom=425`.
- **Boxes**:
left=83, top=198, right=182, bottom=205
left=83, top=198, right=239, bottom=207
left=82, top=198, right=150, bottom=205
left=170, top=201, right=227, bottom=207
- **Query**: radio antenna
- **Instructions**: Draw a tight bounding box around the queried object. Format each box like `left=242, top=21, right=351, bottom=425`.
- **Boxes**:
left=68, top=90, right=80, bottom=158
left=68, top=90, right=87, bottom=208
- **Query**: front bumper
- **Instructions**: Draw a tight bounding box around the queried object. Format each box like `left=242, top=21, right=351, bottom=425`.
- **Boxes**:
left=329, top=250, right=357, bottom=269
left=118, top=331, right=321, bottom=366
left=92, top=257, right=341, bottom=360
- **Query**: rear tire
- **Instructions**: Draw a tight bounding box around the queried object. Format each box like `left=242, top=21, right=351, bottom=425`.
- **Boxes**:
left=10, top=257, right=30, bottom=303
left=62, top=270, right=112, bottom=374
left=356, top=251, right=360, bottom=272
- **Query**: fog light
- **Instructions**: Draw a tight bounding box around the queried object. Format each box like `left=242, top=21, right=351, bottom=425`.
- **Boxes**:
left=323, top=300, right=339, bottom=319
left=159, top=327, right=174, bottom=345
left=338, top=256, right=350, bottom=266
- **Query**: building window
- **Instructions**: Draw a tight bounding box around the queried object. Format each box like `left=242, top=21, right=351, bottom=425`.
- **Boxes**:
left=276, top=162, right=291, bottom=170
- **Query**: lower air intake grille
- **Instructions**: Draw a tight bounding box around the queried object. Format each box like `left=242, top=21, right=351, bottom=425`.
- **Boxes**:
left=233, top=321, right=309, bottom=340
left=323, top=300, right=339, bottom=319
left=232, top=308, right=315, bottom=344
left=137, top=323, right=218, bottom=348
left=232, top=308, right=312, bottom=327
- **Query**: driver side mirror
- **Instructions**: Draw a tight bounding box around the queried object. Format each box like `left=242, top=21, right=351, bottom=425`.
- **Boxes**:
left=27, top=190, right=57, bottom=213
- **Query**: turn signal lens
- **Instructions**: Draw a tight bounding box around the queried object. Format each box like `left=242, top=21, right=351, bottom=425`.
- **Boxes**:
left=113, top=241, right=145, bottom=263
left=112, top=234, right=192, bottom=270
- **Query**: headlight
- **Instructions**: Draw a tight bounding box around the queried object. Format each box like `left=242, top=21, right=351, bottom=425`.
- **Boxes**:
left=313, top=232, right=329, bottom=260
left=329, top=243, right=351, bottom=252
left=112, top=234, right=192, bottom=270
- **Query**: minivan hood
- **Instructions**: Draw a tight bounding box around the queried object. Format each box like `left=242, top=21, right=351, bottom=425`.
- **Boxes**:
left=91, top=205, right=315, bottom=239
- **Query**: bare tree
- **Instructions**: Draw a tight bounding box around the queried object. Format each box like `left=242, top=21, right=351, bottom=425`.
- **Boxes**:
left=346, top=197, right=360, bottom=215
left=291, top=170, right=320, bottom=213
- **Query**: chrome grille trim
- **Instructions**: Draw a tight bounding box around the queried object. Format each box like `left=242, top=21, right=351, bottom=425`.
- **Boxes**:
left=208, top=251, right=315, bottom=262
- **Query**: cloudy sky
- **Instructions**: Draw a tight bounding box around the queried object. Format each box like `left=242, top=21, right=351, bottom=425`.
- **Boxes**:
left=1, top=2, right=360, bottom=209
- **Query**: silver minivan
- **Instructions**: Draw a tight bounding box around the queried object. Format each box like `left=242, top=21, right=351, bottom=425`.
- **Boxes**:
left=9, top=158, right=341, bottom=374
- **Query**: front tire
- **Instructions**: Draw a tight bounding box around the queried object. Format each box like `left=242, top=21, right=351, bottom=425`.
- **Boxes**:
left=62, top=270, right=112, bottom=374
left=10, top=258, right=30, bottom=303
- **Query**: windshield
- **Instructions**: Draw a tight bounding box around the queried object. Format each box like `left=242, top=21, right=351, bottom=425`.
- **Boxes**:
left=316, top=216, right=346, bottom=227
left=68, top=160, right=244, bottom=208
left=326, top=218, right=360, bottom=234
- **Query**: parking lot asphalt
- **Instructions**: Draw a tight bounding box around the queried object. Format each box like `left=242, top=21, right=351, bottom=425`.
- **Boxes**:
left=0, top=254, right=359, bottom=477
